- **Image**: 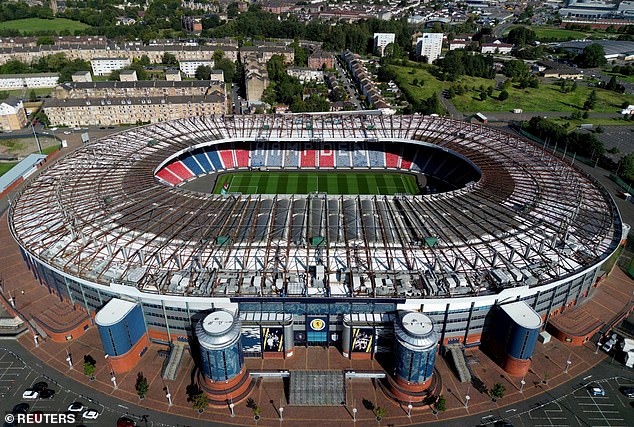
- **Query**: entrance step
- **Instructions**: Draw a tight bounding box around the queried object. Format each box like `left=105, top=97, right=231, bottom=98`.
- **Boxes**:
left=162, top=342, right=185, bottom=381
left=288, top=370, right=345, bottom=406
left=446, top=344, right=471, bottom=383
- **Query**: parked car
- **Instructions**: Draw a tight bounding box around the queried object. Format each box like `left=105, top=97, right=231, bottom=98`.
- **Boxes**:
left=620, top=386, right=634, bottom=398
left=117, top=417, right=136, bottom=427
left=31, top=382, right=48, bottom=392
left=39, top=389, right=55, bottom=399
left=11, top=403, right=29, bottom=414
left=82, top=409, right=99, bottom=420
left=22, top=390, right=39, bottom=399
left=588, top=384, right=606, bottom=396
left=68, top=402, right=84, bottom=412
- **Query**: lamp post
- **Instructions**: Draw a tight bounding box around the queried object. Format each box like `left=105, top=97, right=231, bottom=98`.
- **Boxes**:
left=565, top=354, right=572, bottom=374
left=520, top=377, right=526, bottom=394
left=33, top=334, right=39, bottom=348
left=353, top=401, right=357, bottom=423
left=165, top=384, right=172, bottom=406
left=105, top=354, right=117, bottom=389
left=111, top=375, right=118, bottom=390
left=65, top=349, right=73, bottom=370
left=229, top=401, right=235, bottom=417
left=279, top=406, right=284, bottom=422
left=407, top=403, right=412, bottom=418
left=595, top=341, right=600, bottom=354
left=465, top=395, right=470, bottom=410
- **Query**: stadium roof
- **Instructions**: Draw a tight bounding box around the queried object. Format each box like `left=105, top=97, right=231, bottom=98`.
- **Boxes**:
left=0, top=153, right=46, bottom=193
left=9, top=114, right=623, bottom=302
left=559, top=40, right=634, bottom=56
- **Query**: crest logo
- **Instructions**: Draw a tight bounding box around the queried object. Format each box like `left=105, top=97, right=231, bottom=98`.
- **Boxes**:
left=310, top=318, right=325, bottom=331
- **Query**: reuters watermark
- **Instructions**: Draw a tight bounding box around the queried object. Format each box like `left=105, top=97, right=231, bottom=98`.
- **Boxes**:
left=4, top=413, right=76, bottom=424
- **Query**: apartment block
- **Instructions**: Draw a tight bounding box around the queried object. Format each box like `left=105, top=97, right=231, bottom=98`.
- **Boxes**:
left=0, top=73, right=59, bottom=90
left=0, top=97, right=27, bottom=131
left=373, top=33, right=395, bottom=56
left=416, top=33, right=443, bottom=64
left=91, top=57, right=131, bottom=76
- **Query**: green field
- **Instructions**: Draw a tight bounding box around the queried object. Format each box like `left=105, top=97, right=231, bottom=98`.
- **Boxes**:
left=387, top=62, right=634, bottom=113
left=0, top=162, right=16, bottom=177
left=213, top=172, right=420, bottom=195
left=0, top=18, right=90, bottom=34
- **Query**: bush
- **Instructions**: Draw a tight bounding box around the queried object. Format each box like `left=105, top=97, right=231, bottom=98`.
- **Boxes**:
left=490, top=383, right=506, bottom=399
left=192, top=392, right=208, bottom=412
left=374, top=406, right=387, bottom=419
left=435, top=395, right=447, bottom=412
left=498, top=90, right=509, bottom=101
left=135, top=372, right=149, bottom=399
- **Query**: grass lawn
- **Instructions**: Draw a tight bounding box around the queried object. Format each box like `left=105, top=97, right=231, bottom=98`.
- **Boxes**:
left=451, top=82, right=634, bottom=113
left=0, top=18, right=90, bottom=34
left=0, top=162, right=17, bottom=177
left=605, top=72, right=634, bottom=84
left=213, top=171, right=420, bottom=195
left=551, top=117, right=634, bottom=128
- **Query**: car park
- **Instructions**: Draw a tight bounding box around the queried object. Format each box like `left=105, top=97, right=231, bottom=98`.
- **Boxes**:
left=22, top=389, right=39, bottom=399
left=68, top=402, right=84, bottom=412
left=587, top=384, right=606, bottom=396
left=82, top=409, right=100, bottom=420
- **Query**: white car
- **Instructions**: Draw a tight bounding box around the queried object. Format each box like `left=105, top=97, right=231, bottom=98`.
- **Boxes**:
left=67, top=402, right=84, bottom=412
left=82, top=409, right=100, bottom=420
left=63, top=131, right=71, bottom=135
left=22, top=390, right=39, bottom=399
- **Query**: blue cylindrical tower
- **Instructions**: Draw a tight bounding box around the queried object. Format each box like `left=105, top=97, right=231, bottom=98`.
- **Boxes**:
left=95, top=298, right=148, bottom=373
left=196, top=309, right=243, bottom=381
left=393, top=311, right=439, bottom=384
left=195, top=309, right=253, bottom=404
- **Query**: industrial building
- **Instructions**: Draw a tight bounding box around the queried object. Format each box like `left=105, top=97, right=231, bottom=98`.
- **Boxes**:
left=9, top=113, right=624, bottom=404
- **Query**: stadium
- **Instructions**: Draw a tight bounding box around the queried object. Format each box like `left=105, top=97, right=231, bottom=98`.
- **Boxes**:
left=7, top=113, right=625, bottom=405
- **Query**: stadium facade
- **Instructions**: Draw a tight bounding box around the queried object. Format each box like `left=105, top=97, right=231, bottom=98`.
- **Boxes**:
left=8, top=113, right=625, bottom=403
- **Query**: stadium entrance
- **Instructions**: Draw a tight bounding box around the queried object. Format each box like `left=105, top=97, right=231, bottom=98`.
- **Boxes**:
left=306, top=316, right=329, bottom=347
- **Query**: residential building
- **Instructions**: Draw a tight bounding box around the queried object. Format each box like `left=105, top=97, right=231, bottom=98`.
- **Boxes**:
left=373, top=33, right=396, bottom=56
left=43, top=92, right=226, bottom=127
left=245, top=62, right=269, bottom=103
left=91, top=57, right=131, bottom=76
left=449, top=39, right=467, bottom=51
left=308, top=51, right=336, bottom=70
left=286, top=67, right=323, bottom=83
left=0, top=73, right=59, bottom=90
left=481, top=40, right=514, bottom=55
left=0, top=97, right=27, bottom=131
left=341, top=50, right=395, bottom=114
left=119, top=69, right=138, bottom=82
left=53, top=80, right=225, bottom=100
left=179, top=60, right=215, bottom=77
left=71, top=71, right=92, bottom=83
left=240, top=43, right=294, bottom=64
left=416, top=33, right=444, bottom=63
left=165, top=70, right=182, bottom=81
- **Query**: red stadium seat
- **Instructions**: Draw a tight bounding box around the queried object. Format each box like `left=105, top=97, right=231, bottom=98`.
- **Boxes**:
left=218, top=149, right=235, bottom=169
left=318, top=143, right=335, bottom=167
left=166, top=161, right=194, bottom=180
left=234, top=146, right=249, bottom=168
left=156, top=168, right=181, bottom=186
left=301, top=145, right=316, bottom=167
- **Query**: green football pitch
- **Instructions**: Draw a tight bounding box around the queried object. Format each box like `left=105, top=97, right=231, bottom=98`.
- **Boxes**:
left=212, top=172, right=420, bottom=195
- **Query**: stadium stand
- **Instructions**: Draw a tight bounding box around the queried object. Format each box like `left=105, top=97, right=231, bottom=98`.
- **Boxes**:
left=156, top=168, right=181, bottom=186
left=182, top=155, right=205, bottom=176
left=193, top=148, right=213, bottom=173
left=205, top=148, right=223, bottom=170
left=234, top=142, right=250, bottom=167
left=352, top=143, right=368, bottom=168
left=301, top=146, right=317, bottom=167
left=318, top=143, right=335, bottom=168
left=267, top=143, right=283, bottom=167
left=218, top=147, right=235, bottom=169
left=284, top=143, right=300, bottom=168
left=251, top=143, right=267, bottom=167
left=367, top=142, right=386, bottom=168
left=165, top=161, right=193, bottom=180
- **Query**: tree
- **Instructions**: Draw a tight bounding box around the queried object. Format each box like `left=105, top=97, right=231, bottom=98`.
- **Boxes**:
left=162, top=52, right=178, bottom=66
left=507, top=26, right=536, bottom=46
left=29, top=89, right=37, bottom=102
left=138, top=55, right=151, bottom=67
left=374, top=406, right=387, bottom=420
left=498, top=90, right=509, bottom=101
left=191, top=391, right=208, bottom=412
left=215, top=58, right=236, bottom=83
left=435, top=395, right=447, bottom=412
left=36, top=36, right=54, bottom=46
left=584, top=90, right=598, bottom=110
left=606, top=75, right=618, bottom=91
left=490, top=383, right=506, bottom=400
left=578, top=44, right=607, bottom=68
left=83, top=361, right=96, bottom=378
left=195, top=65, right=212, bottom=80
left=135, top=372, right=149, bottom=399
left=82, top=355, right=96, bottom=379
left=480, top=91, right=488, bottom=101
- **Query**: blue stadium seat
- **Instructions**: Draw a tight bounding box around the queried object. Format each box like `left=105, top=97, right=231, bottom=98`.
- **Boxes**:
left=367, top=142, right=385, bottom=167
left=352, top=143, right=368, bottom=167
left=205, top=148, right=223, bottom=170
left=284, top=143, right=300, bottom=168
left=181, top=155, right=204, bottom=175
left=335, top=142, right=351, bottom=167
left=251, top=143, right=266, bottom=167
left=193, top=149, right=213, bottom=173
left=267, top=143, right=283, bottom=167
